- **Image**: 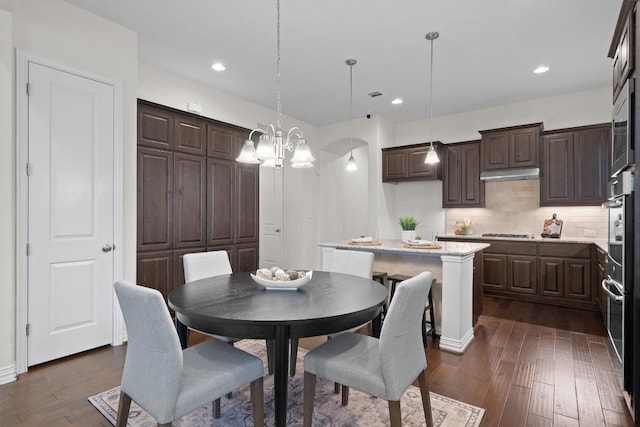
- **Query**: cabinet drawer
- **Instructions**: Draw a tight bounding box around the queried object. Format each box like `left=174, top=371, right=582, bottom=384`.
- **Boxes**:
left=538, top=243, right=591, bottom=259
left=484, top=241, right=536, bottom=255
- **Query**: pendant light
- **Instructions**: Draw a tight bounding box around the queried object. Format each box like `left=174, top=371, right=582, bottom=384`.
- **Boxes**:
left=345, top=59, right=358, bottom=172
left=424, top=31, right=440, bottom=164
left=236, top=0, right=315, bottom=169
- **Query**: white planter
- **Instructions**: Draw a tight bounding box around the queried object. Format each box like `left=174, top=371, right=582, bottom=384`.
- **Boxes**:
left=401, top=230, right=416, bottom=242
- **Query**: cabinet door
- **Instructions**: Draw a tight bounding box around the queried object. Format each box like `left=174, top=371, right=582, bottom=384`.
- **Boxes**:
left=207, top=158, right=234, bottom=245
left=137, top=147, right=173, bottom=251
left=540, top=133, right=573, bottom=206
left=461, top=143, right=484, bottom=206
left=508, top=255, right=537, bottom=294
left=173, top=153, right=206, bottom=248
left=236, top=163, right=259, bottom=243
left=173, top=113, right=206, bottom=156
left=510, top=127, right=539, bottom=168
left=408, top=147, right=438, bottom=179
left=138, top=104, right=173, bottom=150
left=564, top=258, right=592, bottom=301
left=207, top=123, right=239, bottom=160
left=483, top=253, right=508, bottom=291
left=473, top=251, right=483, bottom=326
left=539, top=256, right=564, bottom=297
left=382, top=149, right=408, bottom=181
left=573, top=127, right=609, bottom=205
left=236, top=244, right=259, bottom=273
left=481, top=131, right=509, bottom=170
left=443, top=146, right=462, bottom=206
left=137, top=251, right=174, bottom=302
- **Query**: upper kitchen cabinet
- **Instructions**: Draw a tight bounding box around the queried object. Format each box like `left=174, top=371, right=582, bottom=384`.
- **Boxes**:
left=540, top=124, right=610, bottom=206
left=382, top=142, right=442, bottom=182
left=442, top=140, right=485, bottom=208
left=609, top=1, right=635, bottom=101
left=479, top=123, right=542, bottom=171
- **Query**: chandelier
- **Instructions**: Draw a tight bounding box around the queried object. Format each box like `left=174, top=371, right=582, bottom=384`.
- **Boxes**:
left=424, top=31, right=440, bottom=164
left=236, top=0, right=315, bottom=169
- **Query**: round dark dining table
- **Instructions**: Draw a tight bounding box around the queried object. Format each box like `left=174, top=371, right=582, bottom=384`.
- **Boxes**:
left=168, top=270, right=388, bottom=427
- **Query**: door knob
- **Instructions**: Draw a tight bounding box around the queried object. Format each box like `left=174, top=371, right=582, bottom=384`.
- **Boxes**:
left=275, top=229, right=281, bottom=232
left=102, top=244, right=114, bottom=252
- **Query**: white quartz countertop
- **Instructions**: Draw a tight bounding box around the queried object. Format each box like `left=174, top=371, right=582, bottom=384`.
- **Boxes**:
left=436, top=233, right=607, bottom=252
left=318, top=239, right=490, bottom=257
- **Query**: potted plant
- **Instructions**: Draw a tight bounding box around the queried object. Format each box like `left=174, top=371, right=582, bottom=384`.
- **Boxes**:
left=399, top=216, right=418, bottom=242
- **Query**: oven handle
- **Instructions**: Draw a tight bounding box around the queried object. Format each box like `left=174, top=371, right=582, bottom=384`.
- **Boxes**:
left=602, top=279, right=624, bottom=302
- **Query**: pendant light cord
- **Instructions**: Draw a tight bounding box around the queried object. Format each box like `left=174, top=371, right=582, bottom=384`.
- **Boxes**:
left=349, top=61, right=354, bottom=155
left=276, top=0, right=282, bottom=130
left=428, top=36, right=434, bottom=148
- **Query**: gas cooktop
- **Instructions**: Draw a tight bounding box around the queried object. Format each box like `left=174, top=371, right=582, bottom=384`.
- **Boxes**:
left=481, top=233, right=532, bottom=238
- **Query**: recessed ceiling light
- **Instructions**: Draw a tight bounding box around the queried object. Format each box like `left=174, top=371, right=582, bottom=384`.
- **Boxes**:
left=211, top=62, right=226, bottom=71
left=391, top=98, right=403, bottom=105
left=533, top=65, right=549, bottom=74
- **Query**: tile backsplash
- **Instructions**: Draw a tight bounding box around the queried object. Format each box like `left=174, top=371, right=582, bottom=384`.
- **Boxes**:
left=445, top=180, right=608, bottom=238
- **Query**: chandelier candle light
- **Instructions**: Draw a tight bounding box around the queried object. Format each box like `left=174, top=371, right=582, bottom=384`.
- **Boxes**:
left=236, top=0, right=315, bottom=169
left=424, top=31, right=440, bottom=164
left=345, top=59, right=358, bottom=172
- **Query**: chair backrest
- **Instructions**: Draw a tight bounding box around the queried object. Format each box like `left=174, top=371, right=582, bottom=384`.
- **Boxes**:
left=114, top=281, right=183, bottom=421
left=183, top=250, right=232, bottom=283
left=379, top=271, right=433, bottom=400
left=323, top=249, right=374, bottom=279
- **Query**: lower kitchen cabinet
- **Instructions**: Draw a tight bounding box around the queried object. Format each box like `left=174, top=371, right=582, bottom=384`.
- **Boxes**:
left=508, top=255, right=537, bottom=294
left=596, top=247, right=607, bottom=319
left=439, top=237, right=598, bottom=310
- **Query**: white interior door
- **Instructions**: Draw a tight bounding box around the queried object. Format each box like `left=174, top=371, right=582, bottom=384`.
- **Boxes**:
left=27, top=62, right=115, bottom=366
left=259, top=167, right=283, bottom=269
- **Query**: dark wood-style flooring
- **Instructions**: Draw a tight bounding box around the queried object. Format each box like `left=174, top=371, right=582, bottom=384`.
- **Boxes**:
left=0, top=296, right=634, bottom=426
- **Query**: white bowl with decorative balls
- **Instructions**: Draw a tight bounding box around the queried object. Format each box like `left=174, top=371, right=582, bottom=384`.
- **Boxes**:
left=251, top=267, right=312, bottom=290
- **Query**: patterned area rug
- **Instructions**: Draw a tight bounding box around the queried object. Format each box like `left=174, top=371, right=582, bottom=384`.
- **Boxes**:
left=89, top=340, right=484, bottom=426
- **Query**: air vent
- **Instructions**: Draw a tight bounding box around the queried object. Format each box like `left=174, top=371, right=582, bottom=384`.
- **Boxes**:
left=367, top=91, right=383, bottom=98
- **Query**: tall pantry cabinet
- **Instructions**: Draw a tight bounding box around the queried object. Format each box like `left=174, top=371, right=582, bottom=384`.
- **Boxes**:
left=136, top=100, right=259, bottom=301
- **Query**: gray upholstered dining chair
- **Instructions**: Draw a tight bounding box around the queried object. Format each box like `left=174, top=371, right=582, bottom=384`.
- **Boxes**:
left=302, top=271, right=434, bottom=427
left=182, top=250, right=235, bottom=344
left=288, top=249, right=375, bottom=377
left=113, top=280, right=264, bottom=427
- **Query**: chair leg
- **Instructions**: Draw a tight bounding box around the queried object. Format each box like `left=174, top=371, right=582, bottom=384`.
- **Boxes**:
left=290, top=337, right=299, bottom=376
left=303, top=371, right=317, bottom=427
left=341, top=385, right=349, bottom=406
left=266, top=339, right=274, bottom=375
left=115, top=391, right=132, bottom=427
left=334, top=382, right=340, bottom=394
left=213, top=398, right=221, bottom=418
left=388, top=400, right=402, bottom=427
left=428, top=288, right=436, bottom=338
left=417, top=369, right=434, bottom=427
left=157, top=423, right=172, bottom=427
left=250, top=377, right=264, bottom=427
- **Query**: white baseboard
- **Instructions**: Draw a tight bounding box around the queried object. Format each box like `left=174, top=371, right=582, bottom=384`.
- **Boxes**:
left=0, top=363, right=17, bottom=385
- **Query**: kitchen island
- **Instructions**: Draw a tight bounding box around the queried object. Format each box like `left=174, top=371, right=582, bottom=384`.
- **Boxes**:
left=318, top=239, right=490, bottom=354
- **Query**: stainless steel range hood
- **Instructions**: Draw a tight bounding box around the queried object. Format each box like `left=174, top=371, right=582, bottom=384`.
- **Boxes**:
left=479, top=167, right=540, bottom=182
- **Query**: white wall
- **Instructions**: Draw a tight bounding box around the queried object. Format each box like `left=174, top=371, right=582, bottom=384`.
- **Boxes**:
left=1, top=0, right=137, bottom=379
left=0, top=8, right=16, bottom=383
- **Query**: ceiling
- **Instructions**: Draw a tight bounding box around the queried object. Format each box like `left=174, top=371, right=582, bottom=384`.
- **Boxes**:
left=65, top=0, right=621, bottom=127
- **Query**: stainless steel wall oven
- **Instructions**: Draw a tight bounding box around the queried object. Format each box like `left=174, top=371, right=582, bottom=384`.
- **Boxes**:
left=603, top=170, right=634, bottom=395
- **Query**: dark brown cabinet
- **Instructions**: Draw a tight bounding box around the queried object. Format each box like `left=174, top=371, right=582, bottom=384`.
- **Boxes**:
left=442, top=140, right=484, bottom=207
left=596, top=247, right=607, bottom=319
left=479, top=123, right=542, bottom=171
left=382, top=142, right=442, bottom=182
left=137, top=100, right=259, bottom=298
left=611, top=6, right=634, bottom=101
left=540, top=124, right=610, bottom=206
left=439, top=237, right=598, bottom=310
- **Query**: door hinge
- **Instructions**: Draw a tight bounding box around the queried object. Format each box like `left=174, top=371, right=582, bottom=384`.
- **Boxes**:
left=26, top=323, right=30, bottom=336
left=26, top=82, right=30, bottom=96
left=26, top=163, right=31, bottom=176
left=26, top=243, right=30, bottom=256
